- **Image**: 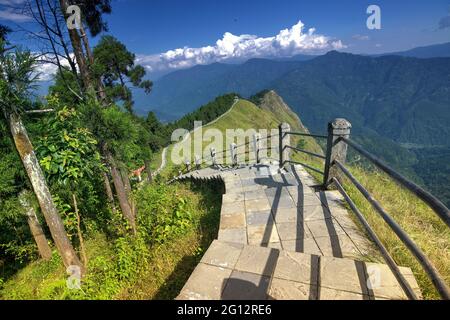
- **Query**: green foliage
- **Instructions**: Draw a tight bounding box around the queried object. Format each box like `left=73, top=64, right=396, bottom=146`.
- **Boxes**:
left=36, top=96, right=104, bottom=186
left=0, top=43, right=36, bottom=114
left=135, top=183, right=193, bottom=244
left=92, top=35, right=153, bottom=113
left=48, top=70, right=82, bottom=106
left=168, top=93, right=237, bottom=133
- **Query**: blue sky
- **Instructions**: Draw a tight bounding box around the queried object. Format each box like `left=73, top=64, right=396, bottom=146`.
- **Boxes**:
left=104, top=0, right=449, bottom=54
left=1, top=0, right=449, bottom=77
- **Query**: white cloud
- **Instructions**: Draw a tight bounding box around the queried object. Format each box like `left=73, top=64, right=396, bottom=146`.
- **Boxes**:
left=0, top=7, right=31, bottom=22
left=35, top=53, right=76, bottom=81
left=0, top=0, right=30, bottom=22
left=136, top=20, right=345, bottom=73
left=36, top=20, right=345, bottom=81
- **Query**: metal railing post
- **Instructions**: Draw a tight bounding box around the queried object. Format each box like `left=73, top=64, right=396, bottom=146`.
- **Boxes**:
left=278, top=123, right=290, bottom=168
left=184, top=159, right=191, bottom=172
left=194, top=154, right=201, bottom=170
left=230, top=143, right=237, bottom=166
left=253, top=133, right=260, bottom=164
left=210, top=147, right=217, bottom=167
left=323, top=118, right=351, bottom=187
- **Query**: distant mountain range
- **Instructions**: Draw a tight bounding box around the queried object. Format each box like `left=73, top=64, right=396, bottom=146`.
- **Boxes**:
left=375, top=42, right=450, bottom=59
left=134, top=42, right=450, bottom=121
left=132, top=42, right=450, bottom=206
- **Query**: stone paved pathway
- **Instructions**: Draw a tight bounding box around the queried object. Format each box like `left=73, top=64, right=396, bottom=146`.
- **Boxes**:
left=175, top=164, right=422, bottom=300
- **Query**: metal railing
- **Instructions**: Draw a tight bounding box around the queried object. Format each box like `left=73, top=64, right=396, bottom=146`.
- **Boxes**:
left=181, top=133, right=280, bottom=172
left=179, top=117, right=449, bottom=299
left=279, top=119, right=450, bottom=300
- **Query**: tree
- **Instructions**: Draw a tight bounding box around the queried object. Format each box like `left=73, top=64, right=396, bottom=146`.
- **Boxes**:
left=0, top=42, right=82, bottom=270
left=35, top=98, right=105, bottom=266
left=77, top=101, right=139, bottom=233
left=92, top=35, right=152, bottom=113
left=0, top=24, right=11, bottom=42
left=19, top=191, right=52, bottom=260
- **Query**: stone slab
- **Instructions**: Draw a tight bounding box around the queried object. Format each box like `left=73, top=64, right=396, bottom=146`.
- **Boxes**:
left=273, top=251, right=319, bottom=285
left=222, top=271, right=270, bottom=300
left=220, top=212, right=246, bottom=229
left=177, top=263, right=232, bottom=300
left=282, top=238, right=323, bottom=256
left=201, top=240, right=243, bottom=269
left=277, top=222, right=312, bottom=241
left=246, top=211, right=274, bottom=226
left=234, top=245, right=279, bottom=276
left=269, top=278, right=317, bottom=300
left=306, top=218, right=347, bottom=238
left=218, top=228, right=247, bottom=244
left=320, top=256, right=368, bottom=295
left=247, top=224, right=281, bottom=245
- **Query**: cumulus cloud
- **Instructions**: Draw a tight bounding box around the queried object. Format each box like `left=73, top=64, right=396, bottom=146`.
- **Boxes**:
left=136, top=20, right=345, bottom=73
left=35, top=54, right=76, bottom=81
left=36, top=20, right=345, bottom=81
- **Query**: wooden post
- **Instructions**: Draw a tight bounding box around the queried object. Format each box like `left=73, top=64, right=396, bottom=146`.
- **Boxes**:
left=323, top=118, right=352, bottom=187
left=210, top=147, right=217, bottom=167
left=230, top=143, right=237, bottom=166
left=253, top=133, right=260, bottom=164
left=278, top=123, right=291, bottom=168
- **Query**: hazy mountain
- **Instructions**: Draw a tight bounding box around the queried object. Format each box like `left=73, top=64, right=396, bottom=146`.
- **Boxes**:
left=133, top=58, right=306, bottom=119
left=376, top=42, right=450, bottom=58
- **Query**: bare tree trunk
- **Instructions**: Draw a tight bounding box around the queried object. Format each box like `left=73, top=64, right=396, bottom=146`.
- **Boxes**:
left=19, top=191, right=52, bottom=260
left=8, top=112, right=82, bottom=270
left=105, top=150, right=136, bottom=233
left=102, top=170, right=116, bottom=213
left=59, top=0, right=93, bottom=93
left=79, top=22, right=107, bottom=102
left=72, top=194, right=87, bottom=268
left=144, top=159, right=153, bottom=183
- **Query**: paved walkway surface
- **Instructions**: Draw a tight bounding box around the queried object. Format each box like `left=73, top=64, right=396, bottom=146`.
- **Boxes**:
left=175, top=164, right=422, bottom=300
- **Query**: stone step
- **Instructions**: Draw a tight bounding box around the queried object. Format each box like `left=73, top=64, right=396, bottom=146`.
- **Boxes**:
left=177, top=240, right=422, bottom=300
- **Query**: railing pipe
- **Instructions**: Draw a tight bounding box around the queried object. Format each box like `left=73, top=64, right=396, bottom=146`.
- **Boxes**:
left=331, top=177, right=419, bottom=300
left=334, top=160, right=450, bottom=299
left=341, top=137, right=450, bottom=228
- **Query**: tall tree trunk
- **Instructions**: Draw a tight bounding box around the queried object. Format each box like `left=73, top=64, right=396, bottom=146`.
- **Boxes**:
left=121, top=168, right=131, bottom=198
left=19, top=191, right=52, bottom=260
left=59, top=0, right=93, bottom=93
left=72, top=194, right=87, bottom=267
left=102, top=170, right=116, bottom=213
left=144, top=159, right=153, bottom=183
left=79, top=22, right=107, bottom=102
left=8, top=112, right=82, bottom=270
left=105, top=149, right=136, bottom=233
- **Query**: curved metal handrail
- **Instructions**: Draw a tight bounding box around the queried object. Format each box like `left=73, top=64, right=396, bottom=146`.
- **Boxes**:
left=334, top=160, right=450, bottom=299
left=340, top=137, right=450, bottom=228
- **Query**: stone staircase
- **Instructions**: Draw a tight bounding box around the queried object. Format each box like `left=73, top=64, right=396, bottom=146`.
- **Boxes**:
left=175, top=164, right=422, bottom=300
